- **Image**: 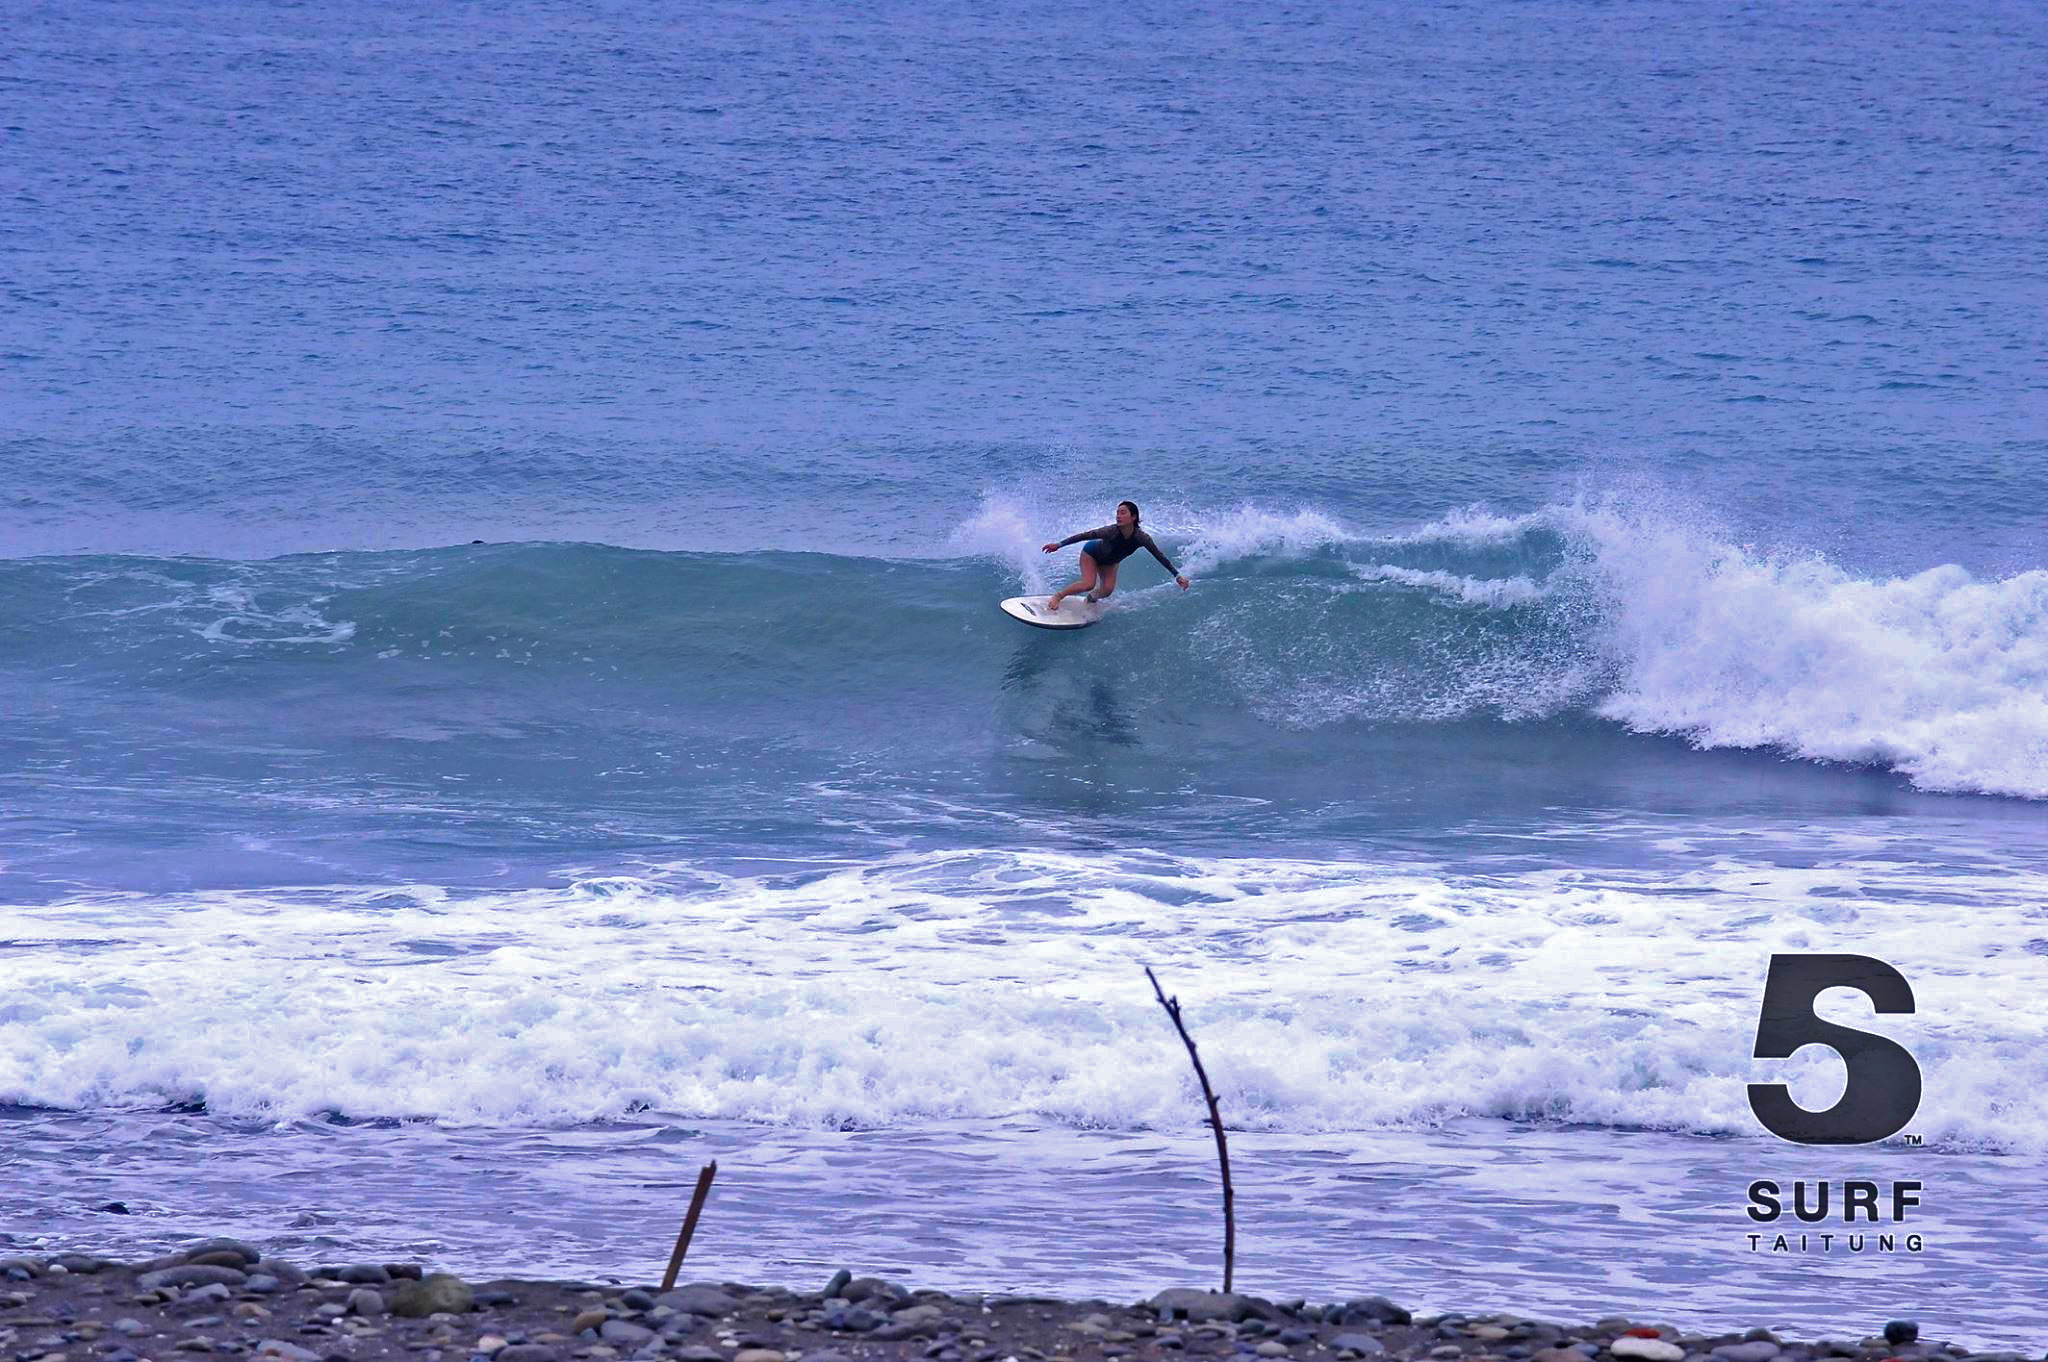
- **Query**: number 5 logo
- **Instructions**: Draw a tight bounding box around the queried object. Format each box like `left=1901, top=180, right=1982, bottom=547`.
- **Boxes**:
left=1748, top=953, right=1922, bottom=1145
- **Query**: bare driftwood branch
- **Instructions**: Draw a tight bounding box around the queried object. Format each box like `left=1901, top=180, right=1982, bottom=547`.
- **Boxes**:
left=660, top=1160, right=719, bottom=1291
left=1146, top=965, right=1235, bottom=1293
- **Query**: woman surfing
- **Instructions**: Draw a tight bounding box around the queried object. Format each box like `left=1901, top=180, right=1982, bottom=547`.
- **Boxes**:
left=1040, top=500, right=1190, bottom=611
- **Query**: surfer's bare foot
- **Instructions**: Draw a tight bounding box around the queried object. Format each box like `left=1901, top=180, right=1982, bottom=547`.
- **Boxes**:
left=1046, top=594, right=1063, bottom=612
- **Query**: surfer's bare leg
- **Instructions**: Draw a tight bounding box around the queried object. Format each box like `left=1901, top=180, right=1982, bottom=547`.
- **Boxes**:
left=1086, top=564, right=1120, bottom=602
left=1048, top=554, right=1100, bottom=611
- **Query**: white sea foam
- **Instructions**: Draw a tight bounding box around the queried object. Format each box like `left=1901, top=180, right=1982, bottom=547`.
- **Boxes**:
left=1165, top=505, right=1356, bottom=571
left=4, top=847, right=2042, bottom=1149
left=1137, top=494, right=2048, bottom=799
left=1380, top=505, right=1553, bottom=548
left=1557, top=503, right=2048, bottom=799
left=949, top=498, right=1057, bottom=590
left=1344, top=563, right=1551, bottom=608
left=43, top=562, right=361, bottom=647
left=956, top=496, right=1358, bottom=587
left=197, top=584, right=356, bottom=645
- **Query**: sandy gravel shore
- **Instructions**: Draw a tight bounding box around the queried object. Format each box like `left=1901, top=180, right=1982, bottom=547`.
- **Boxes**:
left=0, top=1243, right=2033, bottom=1362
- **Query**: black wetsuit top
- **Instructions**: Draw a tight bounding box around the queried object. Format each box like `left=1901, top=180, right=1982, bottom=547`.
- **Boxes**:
left=1058, top=524, right=1178, bottom=573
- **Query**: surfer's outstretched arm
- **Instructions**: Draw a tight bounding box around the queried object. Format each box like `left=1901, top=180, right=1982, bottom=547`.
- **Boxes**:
left=1138, top=531, right=1192, bottom=590
left=1041, top=526, right=1116, bottom=553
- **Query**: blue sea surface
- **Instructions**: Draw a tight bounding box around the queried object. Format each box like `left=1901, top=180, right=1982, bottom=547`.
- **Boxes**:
left=3, top=0, right=2047, bottom=1346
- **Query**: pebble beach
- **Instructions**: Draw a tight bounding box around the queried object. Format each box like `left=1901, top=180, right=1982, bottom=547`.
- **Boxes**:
left=0, top=1243, right=2035, bottom=1362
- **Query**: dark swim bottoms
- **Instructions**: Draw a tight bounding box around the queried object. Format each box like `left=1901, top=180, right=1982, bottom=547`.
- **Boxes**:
left=1081, top=539, right=1106, bottom=562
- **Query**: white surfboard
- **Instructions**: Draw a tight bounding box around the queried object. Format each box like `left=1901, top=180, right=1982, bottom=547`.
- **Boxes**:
left=1000, top=594, right=1103, bottom=630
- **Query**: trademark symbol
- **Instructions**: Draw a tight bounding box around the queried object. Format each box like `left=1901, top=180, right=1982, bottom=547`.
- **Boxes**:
left=1903, top=1134, right=1923, bottom=1146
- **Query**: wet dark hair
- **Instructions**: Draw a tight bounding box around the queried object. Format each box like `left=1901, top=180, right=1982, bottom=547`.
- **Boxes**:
left=1117, top=500, right=1140, bottom=525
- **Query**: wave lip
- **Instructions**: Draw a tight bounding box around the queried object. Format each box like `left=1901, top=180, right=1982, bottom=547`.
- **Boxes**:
left=1576, top=506, right=2048, bottom=800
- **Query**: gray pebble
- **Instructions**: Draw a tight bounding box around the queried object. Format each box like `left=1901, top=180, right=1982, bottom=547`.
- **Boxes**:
left=843, top=1276, right=909, bottom=1306
left=140, top=1266, right=249, bottom=1292
left=656, top=1284, right=741, bottom=1318
left=1330, top=1334, right=1388, bottom=1357
left=496, top=1348, right=556, bottom=1362
left=1345, top=1298, right=1413, bottom=1328
left=348, top=1288, right=387, bottom=1317
left=601, top=1321, right=656, bottom=1345
left=175, top=1283, right=235, bottom=1308
left=391, top=1274, right=474, bottom=1318
left=244, top=1276, right=282, bottom=1295
left=255, top=1341, right=324, bottom=1362
left=188, top=1252, right=254, bottom=1271
left=1713, top=1345, right=1780, bottom=1362
left=184, top=1239, right=263, bottom=1268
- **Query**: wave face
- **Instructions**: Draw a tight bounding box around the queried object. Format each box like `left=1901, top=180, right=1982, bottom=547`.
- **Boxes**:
left=5, top=500, right=2043, bottom=805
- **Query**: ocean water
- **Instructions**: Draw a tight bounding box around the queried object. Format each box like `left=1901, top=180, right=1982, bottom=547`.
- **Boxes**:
left=4, top=0, right=2048, bottom=1348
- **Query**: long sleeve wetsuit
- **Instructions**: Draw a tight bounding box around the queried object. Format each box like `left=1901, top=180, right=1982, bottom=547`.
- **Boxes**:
left=1057, top=525, right=1179, bottom=574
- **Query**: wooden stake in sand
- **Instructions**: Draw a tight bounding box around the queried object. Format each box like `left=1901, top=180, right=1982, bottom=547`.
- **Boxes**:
left=660, top=1161, right=719, bottom=1291
left=1145, top=966, right=1235, bottom=1293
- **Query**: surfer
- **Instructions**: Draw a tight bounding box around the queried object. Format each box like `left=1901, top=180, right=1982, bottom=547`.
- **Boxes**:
left=1040, top=501, right=1190, bottom=611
